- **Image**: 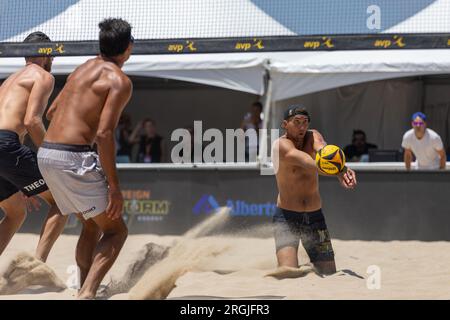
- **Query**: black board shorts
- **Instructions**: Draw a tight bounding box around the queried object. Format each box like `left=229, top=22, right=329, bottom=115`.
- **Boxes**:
left=273, top=207, right=335, bottom=263
left=0, top=130, right=48, bottom=201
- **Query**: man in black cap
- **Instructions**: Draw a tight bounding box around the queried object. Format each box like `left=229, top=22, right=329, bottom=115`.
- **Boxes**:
left=271, top=105, right=357, bottom=275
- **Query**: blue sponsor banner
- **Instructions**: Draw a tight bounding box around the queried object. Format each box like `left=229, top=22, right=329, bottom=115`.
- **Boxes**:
left=192, top=194, right=221, bottom=214
left=193, top=194, right=276, bottom=217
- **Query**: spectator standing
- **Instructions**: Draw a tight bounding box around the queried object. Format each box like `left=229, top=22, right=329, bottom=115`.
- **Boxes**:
left=130, top=118, right=165, bottom=163
left=240, top=101, right=263, bottom=162
left=402, top=112, right=446, bottom=170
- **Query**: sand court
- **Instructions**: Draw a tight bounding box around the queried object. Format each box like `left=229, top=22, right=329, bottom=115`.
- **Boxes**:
left=1, top=211, right=449, bottom=300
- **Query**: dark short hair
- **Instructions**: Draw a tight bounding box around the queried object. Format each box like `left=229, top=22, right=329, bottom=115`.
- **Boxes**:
left=252, top=101, right=263, bottom=110
left=119, top=113, right=131, bottom=125
left=24, top=31, right=51, bottom=43
left=24, top=32, right=51, bottom=60
left=143, top=118, right=155, bottom=126
left=99, top=18, right=133, bottom=57
left=284, top=105, right=310, bottom=122
left=352, top=129, right=366, bottom=140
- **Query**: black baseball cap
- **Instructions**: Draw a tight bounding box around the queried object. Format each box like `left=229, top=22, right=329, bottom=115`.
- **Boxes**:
left=283, top=105, right=311, bottom=122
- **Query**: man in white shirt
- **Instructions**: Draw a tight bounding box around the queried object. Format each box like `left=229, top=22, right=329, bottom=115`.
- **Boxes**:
left=401, top=112, right=446, bottom=170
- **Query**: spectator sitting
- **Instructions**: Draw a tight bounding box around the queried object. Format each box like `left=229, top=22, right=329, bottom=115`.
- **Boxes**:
left=129, top=118, right=165, bottom=163
left=240, top=101, right=263, bottom=162
left=402, top=112, right=446, bottom=170
left=115, top=113, right=133, bottom=163
left=344, top=129, right=378, bottom=162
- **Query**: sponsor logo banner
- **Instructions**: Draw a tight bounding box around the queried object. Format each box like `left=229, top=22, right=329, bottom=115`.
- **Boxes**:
left=193, top=194, right=275, bottom=217
left=122, top=189, right=171, bottom=225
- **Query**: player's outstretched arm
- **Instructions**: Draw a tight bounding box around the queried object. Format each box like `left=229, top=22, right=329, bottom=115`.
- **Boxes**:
left=337, top=167, right=357, bottom=189
left=310, top=129, right=335, bottom=177
left=276, top=138, right=318, bottom=171
left=311, top=129, right=327, bottom=151
left=312, top=129, right=356, bottom=187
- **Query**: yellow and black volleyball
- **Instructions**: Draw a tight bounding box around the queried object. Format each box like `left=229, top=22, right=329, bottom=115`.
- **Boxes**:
left=315, top=145, right=346, bottom=175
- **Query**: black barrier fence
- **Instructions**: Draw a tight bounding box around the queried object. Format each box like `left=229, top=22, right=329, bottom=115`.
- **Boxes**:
left=10, top=168, right=450, bottom=241
left=1, top=34, right=450, bottom=57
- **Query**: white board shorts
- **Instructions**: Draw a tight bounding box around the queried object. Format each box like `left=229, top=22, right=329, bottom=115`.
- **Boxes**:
left=37, top=142, right=108, bottom=220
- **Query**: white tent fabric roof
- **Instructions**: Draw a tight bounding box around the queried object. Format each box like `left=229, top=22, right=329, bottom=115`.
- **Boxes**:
left=269, top=49, right=450, bottom=100
left=3, top=49, right=450, bottom=99
left=0, top=53, right=268, bottom=94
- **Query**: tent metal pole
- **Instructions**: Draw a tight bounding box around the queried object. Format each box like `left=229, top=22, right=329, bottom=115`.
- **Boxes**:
left=258, top=69, right=273, bottom=166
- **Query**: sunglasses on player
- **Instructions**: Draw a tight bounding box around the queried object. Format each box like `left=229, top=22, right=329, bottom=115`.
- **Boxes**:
left=412, top=121, right=425, bottom=127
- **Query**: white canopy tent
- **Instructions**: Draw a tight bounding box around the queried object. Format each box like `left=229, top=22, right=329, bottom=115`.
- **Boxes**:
left=0, top=53, right=268, bottom=95
left=3, top=49, right=450, bottom=99
left=269, top=49, right=450, bottom=101
left=2, top=0, right=450, bottom=98
left=265, top=49, right=450, bottom=155
left=2, top=49, right=450, bottom=155
left=2, top=0, right=450, bottom=162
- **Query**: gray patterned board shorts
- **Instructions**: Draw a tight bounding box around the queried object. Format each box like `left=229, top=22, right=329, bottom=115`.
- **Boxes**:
left=37, top=141, right=108, bottom=220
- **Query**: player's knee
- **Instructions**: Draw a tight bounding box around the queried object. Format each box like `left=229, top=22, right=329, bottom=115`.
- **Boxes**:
left=112, top=222, right=128, bottom=244
left=101, top=220, right=128, bottom=242
left=13, top=208, right=27, bottom=224
left=116, top=223, right=128, bottom=243
left=2, top=203, right=27, bottom=222
left=76, top=254, right=91, bottom=271
left=38, top=190, right=56, bottom=206
left=320, top=268, right=336, bottom=276
left=276, top=246, right=298, bottom=267
left=82, top=220, right=100, bottom=236
left=46, top=195, right=57, bottom=206
left=314, top=261, right=336, bottom=275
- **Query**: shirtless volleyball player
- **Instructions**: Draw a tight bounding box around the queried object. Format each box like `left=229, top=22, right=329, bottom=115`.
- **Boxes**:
left=37, top=18, right=133, bottom=299
left=0, top=32, right=67, bottom=261
left=273, top=106, right=357, bottom=275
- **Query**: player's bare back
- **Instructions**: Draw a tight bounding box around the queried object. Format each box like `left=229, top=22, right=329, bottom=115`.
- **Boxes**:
left=0, top=65, right=50, bottom=139
left=45, top=57, right=129, bottom=146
